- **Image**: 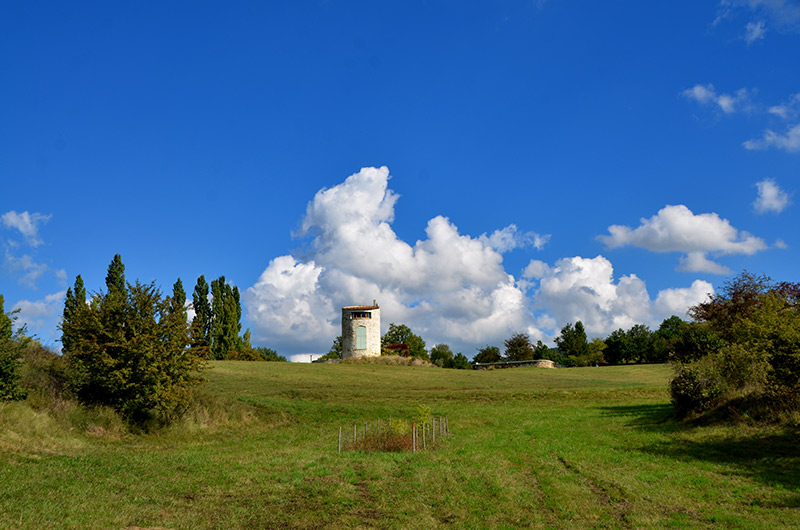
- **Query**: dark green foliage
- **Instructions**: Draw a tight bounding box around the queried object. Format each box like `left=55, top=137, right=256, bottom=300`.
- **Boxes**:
left=504, top=332, right=535, bottom=361
left=0, top=295, right=27, bottom=400
left=0, top=295, right=11, bottom=341
left=670, top=271, right=800, bottom=420
left=63, top=256, right=205, bottom=426
left=381, top=323, right=428, bottom=360
left=255, top=347, right=287, bottom=362
left=61, top=275, right=86, bottom=355
left=171, top=278, right=186, bottom=315
left=473, top=345, right=502, bottom=364
left=430, top=344, right=454, bottom=367
left=533, top=340, right=550, bottom=360
left=555, top=321, right=589, bottom=364
left=105, top=254, right=126, bottom=296
left=190, top=275, right=212, bottom=357
left=447, top=352, right=471, bottom=369
left=689, top=271, right=771, bottom=340
left=671, top=322, right=724, bottom=363
left=602, top=320, right=676, bottom=365
left=210, top=276, right=242, bottom=360
left=670, top=359, right=726, bottom=417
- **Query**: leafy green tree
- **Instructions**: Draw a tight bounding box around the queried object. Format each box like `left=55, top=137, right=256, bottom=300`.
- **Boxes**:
left=604, top=328, right=628, bottom=365
left=210, top=276, right=242, bottom=359
left=61, top=275, right=86, bottom=354
left=255, top=347, right=287, bottom=362
left=430, top=344, right=454, bottom=367
left=0, top=295, right=12, bottom=342
left=167, top=278, right=189, bottom=353
left=504, top=332, right=535, bottom=361
left=627, top=324, right=653, bottom=364
left=671, top=322, right=724, bottom=363
left=190, top=275, right=211, bottom=357
left=670, top=272, right=800, bottom=418
left=586, top=337, right=607, bottom=366
left=555, top=321, right=589, bottom=364
left=533, top=340, right=550, bottom=360
left=0, top=295, right=27, bottom=401
left=381, top=323, right=428, bottom=360
left=448, top=352, right=471, bottom=370
left=63, top=256, right=205, bottom=426
left=473, top=345, right=502, bottom=364
left=689, top=271, right=771, bottom=341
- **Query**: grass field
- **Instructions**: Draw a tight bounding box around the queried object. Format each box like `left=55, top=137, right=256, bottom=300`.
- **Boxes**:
left=2, top=362, right=799, bottom=529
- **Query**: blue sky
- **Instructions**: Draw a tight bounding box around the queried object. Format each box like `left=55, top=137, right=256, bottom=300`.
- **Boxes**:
left=2, top=1, right=798, bottom=361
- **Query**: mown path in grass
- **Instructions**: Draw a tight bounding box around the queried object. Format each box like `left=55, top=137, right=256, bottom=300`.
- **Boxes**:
left=2, top=362, right=799, bottom=529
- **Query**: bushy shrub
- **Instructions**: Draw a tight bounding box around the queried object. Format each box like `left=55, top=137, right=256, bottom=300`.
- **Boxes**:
left=670, top=273, right=800, bottom=421
left=63, top=257, right=206, bottom=428
left=0, top=295, right=26, bottom=401
left=670, top=357, right=727, bottom=418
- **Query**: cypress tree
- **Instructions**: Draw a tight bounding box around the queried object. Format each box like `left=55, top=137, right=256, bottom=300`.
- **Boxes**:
left=190, top=276, right=211, bottom=358
left=61, top=275, right=86, bottom=355
left=170, top=278, right=186, bottom=316
left=209, top=276, right=243, bottom=359
left=105, top=254, right=126, bottom=296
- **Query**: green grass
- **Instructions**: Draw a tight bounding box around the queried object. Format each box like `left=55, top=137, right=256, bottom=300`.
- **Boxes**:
left=2, top=362, right=799, bottom=529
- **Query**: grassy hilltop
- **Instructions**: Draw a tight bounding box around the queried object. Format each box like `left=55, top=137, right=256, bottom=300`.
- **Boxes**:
left=2, top=362, right=798, bottom=529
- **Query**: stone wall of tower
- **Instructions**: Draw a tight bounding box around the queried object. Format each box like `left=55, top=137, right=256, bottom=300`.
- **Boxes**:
left=341, top=305, right=381, bottom=359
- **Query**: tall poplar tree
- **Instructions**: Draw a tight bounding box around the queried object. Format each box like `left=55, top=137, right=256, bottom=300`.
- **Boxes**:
left=61, top=275, right=86, bottom=355
left=210, top=276, right=243, bottom=359
left=190, top=275, right=211, bottom=358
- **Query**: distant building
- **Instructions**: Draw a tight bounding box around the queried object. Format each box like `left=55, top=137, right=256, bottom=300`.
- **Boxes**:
left=341, top=302, right=381, bottom=359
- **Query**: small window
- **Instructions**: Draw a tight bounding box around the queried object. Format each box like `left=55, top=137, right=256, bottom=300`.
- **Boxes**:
left=356, top=326, right=366, bottom=350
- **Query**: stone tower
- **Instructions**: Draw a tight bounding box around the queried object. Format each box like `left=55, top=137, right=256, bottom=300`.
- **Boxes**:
left=341, top=302, right=381, bottom=359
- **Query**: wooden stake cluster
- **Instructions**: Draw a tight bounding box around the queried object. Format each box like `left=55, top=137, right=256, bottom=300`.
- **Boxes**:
left=338, top=415, right=450, bottom=453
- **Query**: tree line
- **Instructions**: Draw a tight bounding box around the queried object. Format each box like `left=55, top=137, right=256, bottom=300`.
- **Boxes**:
left=1, top=255, right=286, bottom=427
left=322, top=315, right=690, bottom=370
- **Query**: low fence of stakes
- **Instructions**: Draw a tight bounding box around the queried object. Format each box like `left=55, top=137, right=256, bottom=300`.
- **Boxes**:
left=337, top=415, right=450, bottom=453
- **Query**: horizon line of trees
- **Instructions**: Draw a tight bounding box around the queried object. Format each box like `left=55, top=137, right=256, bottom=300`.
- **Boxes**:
left=321, top=314, right=695, bottom=370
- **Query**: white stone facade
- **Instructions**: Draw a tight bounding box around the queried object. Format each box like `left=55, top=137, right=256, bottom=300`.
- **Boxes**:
left=341, top=304, right=381, bottom=359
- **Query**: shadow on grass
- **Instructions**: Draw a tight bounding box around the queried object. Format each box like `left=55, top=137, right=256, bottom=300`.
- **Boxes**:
left=599, top=402, right=800, bottom=501
left=598, top=403, right=677, bottom=433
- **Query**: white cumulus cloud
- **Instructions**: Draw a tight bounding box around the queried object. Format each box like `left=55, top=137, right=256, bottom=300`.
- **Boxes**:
left=1, top=211, right=52, bottom=247
left=245, top=168, right=720, bottom=356
left=598, top=204, right=768, bottom=274
left=245, top=167, right=542, bottom=355
left=653, top=280, right=714, bottom=320
left=524, top=255, right=713, bottom=336
left=754, top=178, right=791, bottom=213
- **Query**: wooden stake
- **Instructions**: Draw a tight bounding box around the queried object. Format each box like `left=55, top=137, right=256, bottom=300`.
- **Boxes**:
left=412, top=423, right=416, bottom=453
left=422, top=422, right=427, bottom=450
